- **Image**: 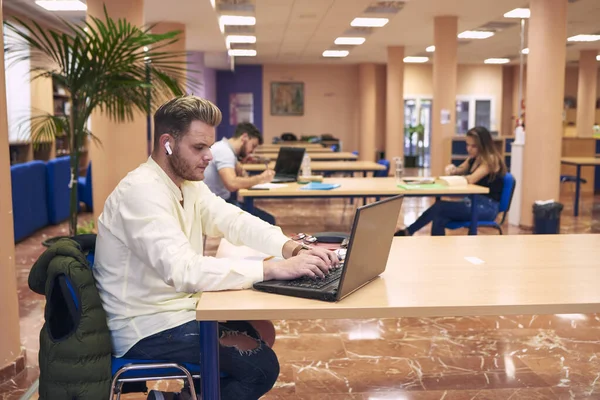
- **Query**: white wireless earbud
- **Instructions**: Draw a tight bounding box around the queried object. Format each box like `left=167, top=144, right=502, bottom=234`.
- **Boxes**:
left=164, top=141, right=173, bottom=155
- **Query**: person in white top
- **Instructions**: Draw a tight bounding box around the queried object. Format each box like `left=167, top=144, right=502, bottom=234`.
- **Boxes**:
left=93, top=95, right=338, bottom=400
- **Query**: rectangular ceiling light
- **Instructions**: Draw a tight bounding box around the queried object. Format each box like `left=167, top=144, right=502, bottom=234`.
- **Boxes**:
left=403, top=56, right=429, bottom=63
left=521, top=48, right=529, bottom=54
left=35, top=0, right=87, bottom=11
left=597, top=55, right=600, bottom=61
left=220, top=15, right=256, bottom=26
left=228, top=49, right=257, bottom=56
left=334, top=37, right=366, bottom=45
left=226, top=35, right=256, bottom=45
left=484, top=58, right=510, bottom=64
left=323, top=50, right=349, bottom=57
left=504, top=8, right=530, bottom=19
left=458, top=31, right=494, bottom=39
left=567, top=34, right=600, bottom=42
left=350, top=18, right=389, bottom=27
left=426, top=45, right=435, bottom=52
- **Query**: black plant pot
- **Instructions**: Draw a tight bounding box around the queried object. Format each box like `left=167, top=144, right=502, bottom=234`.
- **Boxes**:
left=404, top=155, right=418, bottom=168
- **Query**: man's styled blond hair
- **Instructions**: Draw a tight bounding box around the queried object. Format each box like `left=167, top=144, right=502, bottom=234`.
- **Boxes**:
left=153, top=95, right=222, bottom=147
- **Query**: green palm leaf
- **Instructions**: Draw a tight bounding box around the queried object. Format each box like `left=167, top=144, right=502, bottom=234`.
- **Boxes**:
left=4, top=6, right=192, bottom=236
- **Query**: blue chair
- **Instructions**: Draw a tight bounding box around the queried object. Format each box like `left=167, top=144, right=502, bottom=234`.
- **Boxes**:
left=11, top=161, right=50, bottom=242
left=82, top=248, right=202, bottom=399
left=374, top=159, right=390, bottom=177
left=78, top=162, right=93, bottom=211
left=46, top=156, right=71, bottom=224
left=445, top=173, right=516, bottom=235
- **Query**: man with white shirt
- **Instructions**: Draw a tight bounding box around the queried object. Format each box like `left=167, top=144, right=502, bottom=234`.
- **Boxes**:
left=93, top=95, right=338, bottom=400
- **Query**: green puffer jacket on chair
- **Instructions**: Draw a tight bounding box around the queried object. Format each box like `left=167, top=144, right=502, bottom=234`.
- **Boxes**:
left=28, top=237, right=112, bottom=400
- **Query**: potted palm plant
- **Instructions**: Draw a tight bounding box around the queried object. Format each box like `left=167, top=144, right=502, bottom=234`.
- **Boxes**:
left=4, top=8, right=190, bottom=239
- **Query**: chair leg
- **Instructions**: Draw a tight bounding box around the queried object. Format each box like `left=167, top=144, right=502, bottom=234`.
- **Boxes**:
left=115, top=382, right=123, bottom=400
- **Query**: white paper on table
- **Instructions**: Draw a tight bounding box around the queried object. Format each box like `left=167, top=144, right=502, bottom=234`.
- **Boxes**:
left=250, top=183, right=289, bottom=189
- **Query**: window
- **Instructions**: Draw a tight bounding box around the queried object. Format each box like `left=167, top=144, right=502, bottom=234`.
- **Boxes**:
left=455, top=96, right=494, bottom=134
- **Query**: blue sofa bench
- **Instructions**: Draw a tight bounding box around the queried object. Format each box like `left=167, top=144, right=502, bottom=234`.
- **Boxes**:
left=11, top=161, right=50, bottom=242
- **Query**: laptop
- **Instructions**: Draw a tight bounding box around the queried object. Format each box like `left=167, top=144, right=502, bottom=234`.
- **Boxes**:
left=270, top=147, right=306, bottom=183
left=253, top=195, right=404, bottom=302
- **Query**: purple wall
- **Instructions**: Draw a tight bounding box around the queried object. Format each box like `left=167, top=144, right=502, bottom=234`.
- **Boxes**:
left=186, top=51, right=217, bottom=103
left=216, top=65, right=263, bottom=140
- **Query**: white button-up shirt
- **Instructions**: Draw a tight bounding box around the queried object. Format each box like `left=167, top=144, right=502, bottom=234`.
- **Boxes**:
left=93, top=156, right=289, bottom=357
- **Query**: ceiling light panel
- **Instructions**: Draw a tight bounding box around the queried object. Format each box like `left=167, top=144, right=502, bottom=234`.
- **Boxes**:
left=351, top=17, right=389, bottom=27
left=228, top=49, right=256, bottom=56
left=567, top=35, right=600, bottom=42
left=334, top=37, right=366, bottom=45
left=323, top=50, right=349, bottom=57
left=219, top=15, right=256, bottom=26
left=35, top=0, right=87, bottom=11
left=458, top=31, right=495, bottom=39
left=404, top=56, right=429, bottom=63
left=484, top=58, right=510, bottom=64
left=504, top=8, right=530, bottom=18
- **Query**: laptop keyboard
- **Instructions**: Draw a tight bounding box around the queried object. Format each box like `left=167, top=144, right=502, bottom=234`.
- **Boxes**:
left=283, top=263, right=344, bottom=289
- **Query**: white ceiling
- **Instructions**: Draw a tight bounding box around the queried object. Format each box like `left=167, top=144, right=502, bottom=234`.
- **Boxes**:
left=4, top=0, right=600, bottom=67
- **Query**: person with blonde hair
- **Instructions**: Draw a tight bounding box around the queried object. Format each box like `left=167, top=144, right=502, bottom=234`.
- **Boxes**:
left=93, top=95, right=339, bottom=399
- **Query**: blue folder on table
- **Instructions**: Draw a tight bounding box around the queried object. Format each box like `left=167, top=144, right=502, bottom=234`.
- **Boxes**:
left=299, top=182, right=341, bottom=190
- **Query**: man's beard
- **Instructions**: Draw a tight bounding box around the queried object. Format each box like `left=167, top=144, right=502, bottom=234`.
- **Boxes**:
left=239, top=143, right=248, bottom=159
left=168, top=145, right=202, bottom=181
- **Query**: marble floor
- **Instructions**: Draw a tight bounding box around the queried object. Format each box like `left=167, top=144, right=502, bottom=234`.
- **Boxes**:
left=3, top=186, right=600, bottom=400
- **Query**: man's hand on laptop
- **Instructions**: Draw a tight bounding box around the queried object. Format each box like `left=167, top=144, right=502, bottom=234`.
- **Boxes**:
left=263, top=248, right=338, bottom=281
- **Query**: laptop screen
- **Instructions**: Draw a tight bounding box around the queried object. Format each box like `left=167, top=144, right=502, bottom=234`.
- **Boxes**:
left=336, top=195, right=404, bottom=300
left=274, top=147, right=305, bottom=177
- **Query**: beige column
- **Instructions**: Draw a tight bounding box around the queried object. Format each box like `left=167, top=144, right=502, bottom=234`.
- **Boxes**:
left=87, top=0, right=147, bottom=225
left=431, top=16, right=458, bottom=176
left=0, top=1, right=24, bottom=379
left=576, top=50, right=598, bottom=137
left=152, top=22, right=187, bottom=93
left=520, top=0, right=568, bottom=227
left=386, top=46, right=404, bottom=164
left=358, top=63, right=377, bottom=162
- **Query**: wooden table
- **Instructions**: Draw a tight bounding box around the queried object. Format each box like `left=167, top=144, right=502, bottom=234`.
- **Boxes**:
left=196, top=234, right=600, bottom=399
left=239, top=177, right=488, bottom=235
left=243, top=161, right=385, bottom=176
left=251, top=151, right=358, bottom=161
left=560, top=157, right=600, bottom=216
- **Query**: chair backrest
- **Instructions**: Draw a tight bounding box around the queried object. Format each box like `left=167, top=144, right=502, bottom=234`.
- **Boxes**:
left=281, top=133, right=297, bottom=141
left=496, top=173, right=516, bottom=224
left=374, top=159, right=390, bottom=177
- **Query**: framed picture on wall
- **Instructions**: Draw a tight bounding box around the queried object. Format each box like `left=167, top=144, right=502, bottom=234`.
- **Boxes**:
left=271, top=81, right=304, bottom=116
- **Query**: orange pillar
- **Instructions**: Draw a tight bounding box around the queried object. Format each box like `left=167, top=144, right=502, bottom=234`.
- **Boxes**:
left=386, top=46, right=405, bottom=164
left=359, top=63, right=377, bottom=162
left=576, top=50, right=598, bottom=138
left=431, top=16, right=458, bottom=176
left=520, top=0, right=568, bottom=227
left=87, top=0, right=147, bottom=225
left=152, top=22, right=187, bottom=92
left=0, top=0, right=25, bottom=380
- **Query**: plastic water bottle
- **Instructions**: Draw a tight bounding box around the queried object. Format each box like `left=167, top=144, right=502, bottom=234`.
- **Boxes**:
left=394, top=157, right=403, bottom=184
left=301, top=153, right=311, bottom=177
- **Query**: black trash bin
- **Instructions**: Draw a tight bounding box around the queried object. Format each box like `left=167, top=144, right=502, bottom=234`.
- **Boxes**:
left=532, top=201, right=564, bottom=234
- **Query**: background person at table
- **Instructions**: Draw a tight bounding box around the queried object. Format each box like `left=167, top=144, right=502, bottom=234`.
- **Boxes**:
left=395, top=126, right=506, bottom=236
left=93, top=95, right=339, bottom=400
left=203, top=122, right=277, bottom=224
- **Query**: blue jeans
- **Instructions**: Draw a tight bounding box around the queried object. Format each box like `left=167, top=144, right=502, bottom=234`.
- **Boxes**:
left=407, top=195, right=499, bottom=236
left=124, top=320, right=279, bottom=400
